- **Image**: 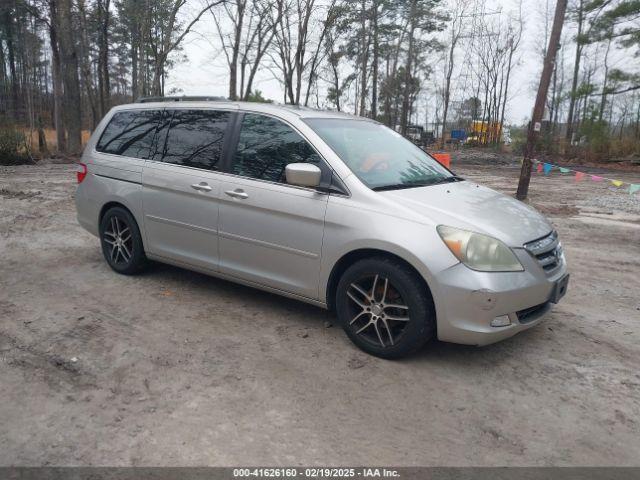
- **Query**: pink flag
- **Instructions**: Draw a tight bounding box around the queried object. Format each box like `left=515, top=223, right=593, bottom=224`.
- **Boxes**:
left=591, top=175, right=603, bottom=182
left=575, top=172, right=585, bottom=182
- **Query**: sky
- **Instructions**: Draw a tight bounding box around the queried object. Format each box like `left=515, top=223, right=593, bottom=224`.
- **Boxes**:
left=165, top=0, right=549, bottom=126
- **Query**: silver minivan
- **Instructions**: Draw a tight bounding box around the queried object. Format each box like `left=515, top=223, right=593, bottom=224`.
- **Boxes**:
left=75, top=99, right=569, bottom=358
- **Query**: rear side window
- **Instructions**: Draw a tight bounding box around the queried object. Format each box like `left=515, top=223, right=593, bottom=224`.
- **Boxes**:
left=231, top=113, right=321, bottom=183
left=156, top=110, right=230, bottom=171
left=96, top=110, right=160, bottom=159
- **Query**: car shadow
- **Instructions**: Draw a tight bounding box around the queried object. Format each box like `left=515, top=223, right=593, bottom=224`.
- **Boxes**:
left=141, top=260, right=330, bottom=321
left=138, top=260, right=548, bottom=363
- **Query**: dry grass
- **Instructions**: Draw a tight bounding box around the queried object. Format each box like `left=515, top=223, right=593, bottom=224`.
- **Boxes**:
left=21, top=128, right=91, bottom=152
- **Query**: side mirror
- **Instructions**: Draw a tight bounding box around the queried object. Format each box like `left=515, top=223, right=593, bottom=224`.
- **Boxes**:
left=285, top=163, right=322, bottom=188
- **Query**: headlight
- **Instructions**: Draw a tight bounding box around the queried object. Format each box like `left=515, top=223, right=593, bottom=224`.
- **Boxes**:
left=437, top=225, right=524, bottom=272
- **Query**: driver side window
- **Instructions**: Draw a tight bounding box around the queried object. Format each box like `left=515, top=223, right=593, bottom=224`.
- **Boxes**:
left=231, top=113, right=321, bottom=183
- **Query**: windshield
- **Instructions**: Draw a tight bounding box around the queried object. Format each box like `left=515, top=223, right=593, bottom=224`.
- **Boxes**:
left=304, top=118, right=457, bottom=190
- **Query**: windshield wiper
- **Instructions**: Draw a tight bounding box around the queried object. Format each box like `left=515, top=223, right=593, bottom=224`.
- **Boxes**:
left=372, top=176, right=464, bottom=191
left=372, top=183, right=432, bottom=191
left=431, top=175, right=465, bottom=185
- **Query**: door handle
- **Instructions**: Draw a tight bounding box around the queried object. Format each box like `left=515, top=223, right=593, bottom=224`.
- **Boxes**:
left=191, top=182, right=212, bottom=192
left=224, top=189, right=249, bottom=199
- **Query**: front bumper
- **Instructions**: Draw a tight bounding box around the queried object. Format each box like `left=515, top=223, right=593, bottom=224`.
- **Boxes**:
left=433, top=248, right=568, bottom=346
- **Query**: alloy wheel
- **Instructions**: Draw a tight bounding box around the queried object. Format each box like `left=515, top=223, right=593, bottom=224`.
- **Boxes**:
left=346, top=274, right=411, bottom=348
left=103, top=215, right=133, bottom=266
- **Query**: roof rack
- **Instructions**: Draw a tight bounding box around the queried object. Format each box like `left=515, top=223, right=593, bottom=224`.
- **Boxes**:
left=137, top=96, right=229, bottom=103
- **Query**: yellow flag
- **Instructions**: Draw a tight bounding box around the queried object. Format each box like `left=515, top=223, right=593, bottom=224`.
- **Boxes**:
left=611, top=180, right=624, bottom=187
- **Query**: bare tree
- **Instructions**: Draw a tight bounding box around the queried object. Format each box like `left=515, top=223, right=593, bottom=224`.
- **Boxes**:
left=239, top=0, right=283, bottom=99
left=564, top=0, right=609, bottom=142
left=211, top=0, right=247, bottom=99
left=439, top=0, right=470, bottom=147
left=147, top=0, right=225, bottom=96
left=498, top=2, right=523, bottom=140
left=565, top=0, right=585, bottom=142
left=271, top=0, right=316, bottom=104
left=302, top=0, right=335, bottom=106
left=399, top=0, right=444, bottom=134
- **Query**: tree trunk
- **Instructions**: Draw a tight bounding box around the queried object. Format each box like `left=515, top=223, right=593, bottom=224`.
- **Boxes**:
left=517, top=0, right=568, bottom=199
left=229, top=1, right=245, bottom=100
left=97, top=0, right=111, bottom=116
left=3, top=1, right=19, bottom=119
left=598, top=37, right=612, bottom=122
left=57, top=0, right=83, bottom=153
left=0, top=40, right=6, bottom=116
left=332, top=63, right=341, bottom=111
left=152, top=60, right=163, bottom=96
left=440, top=29, right=457, bottom=148
left=358, top=0, right=368, bottom=116
left=131, top=44, right=138, bottom=99
left=549, top=54, right=558, bottom=134
left=77, top=0, right=98, bottom=128
left=499, top=44, right=514, bottom=142
left=48, top=0, right=66, bottom=153
left=400, top=2, right=416, bottom=135
left=371, top=0, right=379, bottom=120
left=131, top=12, right=141, bottom=99
left=565, top=0, right=583, bottom=143
left=635, top=97, right=640, bottom=139
left=37, top=116, right=49, bottom=156
left=229, top=60, right=238, bottom=100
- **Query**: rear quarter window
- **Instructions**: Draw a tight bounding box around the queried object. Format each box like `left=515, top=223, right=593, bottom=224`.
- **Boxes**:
left=96, top=110, right=160, bottom=159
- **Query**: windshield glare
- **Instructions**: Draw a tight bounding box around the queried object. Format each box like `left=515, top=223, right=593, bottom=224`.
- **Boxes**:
left=304, top=118, right=454, bottom=190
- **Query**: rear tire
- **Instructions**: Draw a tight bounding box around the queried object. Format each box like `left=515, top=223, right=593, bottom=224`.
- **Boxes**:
left=335, top=257, right=435, bottom=359
left=99, top=206, right=147, bottom=275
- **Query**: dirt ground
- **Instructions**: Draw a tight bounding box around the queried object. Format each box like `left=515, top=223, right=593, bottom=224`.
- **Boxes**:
left=1, top=153, right=639, bottom=466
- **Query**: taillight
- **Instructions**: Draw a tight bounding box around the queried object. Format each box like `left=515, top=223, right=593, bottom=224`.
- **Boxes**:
left=76, top=163, right=88, bottom=183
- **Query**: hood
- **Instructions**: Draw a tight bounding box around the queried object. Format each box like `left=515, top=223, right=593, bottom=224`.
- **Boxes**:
left=379, top=180, right=552, bottom=247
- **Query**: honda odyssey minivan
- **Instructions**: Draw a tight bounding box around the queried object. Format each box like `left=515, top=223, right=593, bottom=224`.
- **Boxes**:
left=75, top=99, right=569, bottom=358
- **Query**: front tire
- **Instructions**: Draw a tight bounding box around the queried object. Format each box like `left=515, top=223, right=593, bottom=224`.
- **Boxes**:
left=335, top=257, right=435, bottom=359
left=99, top=206, right=147, bottom=275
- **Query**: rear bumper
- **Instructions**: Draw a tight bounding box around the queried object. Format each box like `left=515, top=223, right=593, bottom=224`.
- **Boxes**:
left=432, top=249, right=568, bottom=346
left=75, top=181, right=100, bottom=237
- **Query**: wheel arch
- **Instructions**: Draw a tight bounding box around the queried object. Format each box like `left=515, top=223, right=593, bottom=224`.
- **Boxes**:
left=99, top=201, right=137, bottom=226
left=98, top=201, right=146, bottom=251
left=325, top=248, right=434, bottom=312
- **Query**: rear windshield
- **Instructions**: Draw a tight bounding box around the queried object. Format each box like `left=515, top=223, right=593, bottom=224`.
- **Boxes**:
left=96, top=110, right=160, bottom=159
left=304, top=118, right=455, bottom=190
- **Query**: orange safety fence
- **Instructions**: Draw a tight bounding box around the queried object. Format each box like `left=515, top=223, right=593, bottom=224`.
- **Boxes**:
left=430, top=152, right=451, bottom=169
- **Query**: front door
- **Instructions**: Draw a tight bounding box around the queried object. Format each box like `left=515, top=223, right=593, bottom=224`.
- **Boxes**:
left=218, top=113, right=329, bottom=299
left=142, top=108, right=233, bottom=270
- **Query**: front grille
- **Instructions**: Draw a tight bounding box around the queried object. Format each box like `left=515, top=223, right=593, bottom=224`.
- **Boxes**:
left=524, top=231, right=562, bottom=274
